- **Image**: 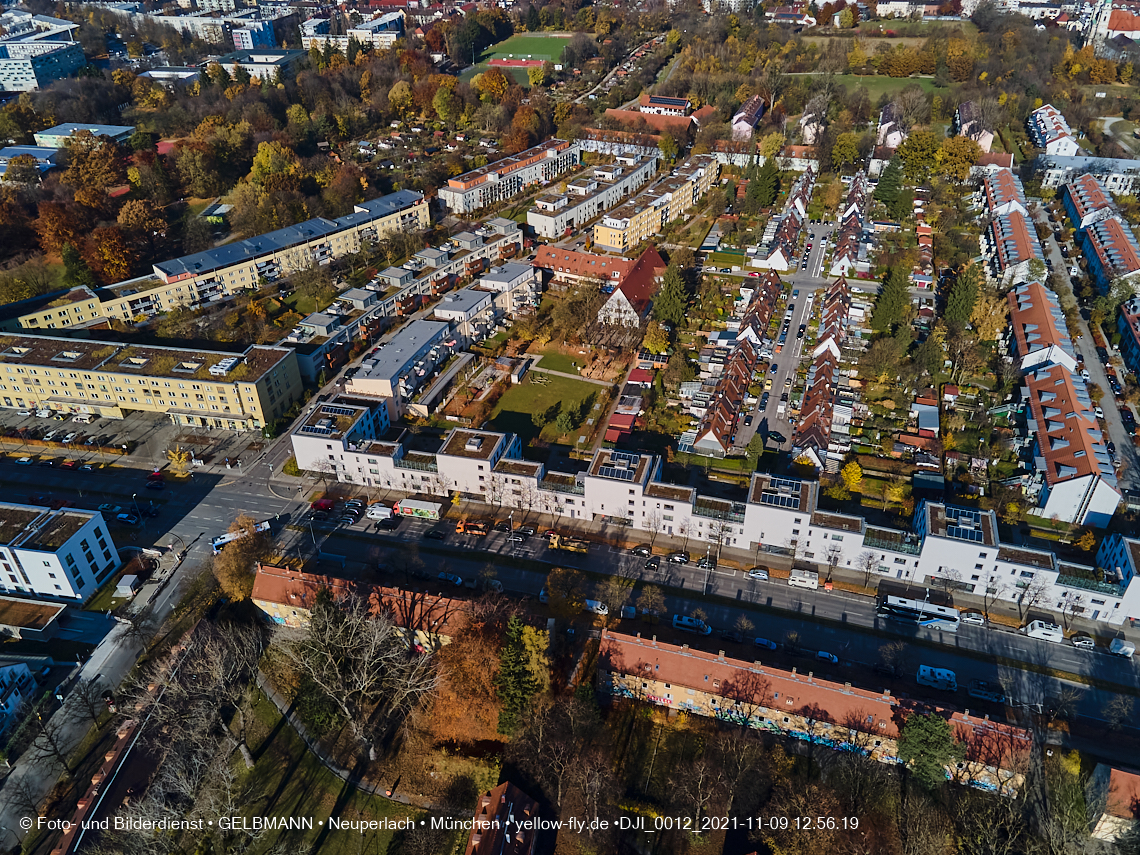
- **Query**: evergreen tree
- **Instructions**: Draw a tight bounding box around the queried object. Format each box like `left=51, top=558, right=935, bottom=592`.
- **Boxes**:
left=943, top=263, right=979, bottom=328
left=495, top=616, right=538, bottom=733
left=755, top=158, right=780, bottom=207
left=874, top=157, right=902, bottom=209
left=870, top=266, right=909, bottom=335
left=61, top=243, right=96, bottom=289
left=652, top=264, right=687, bottom=327
left=897, top=712, right=964, bottom=790
left=526, top=5, right=540, bottom=30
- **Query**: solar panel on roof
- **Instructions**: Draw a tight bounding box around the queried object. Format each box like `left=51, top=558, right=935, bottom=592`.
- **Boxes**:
left=322, top=405, right=356, bottom=417
left=300, top=424, right=333, bottom=436
left=610, top=450, right=640, bottom=464
left=598, top=465, right=634, bottom=481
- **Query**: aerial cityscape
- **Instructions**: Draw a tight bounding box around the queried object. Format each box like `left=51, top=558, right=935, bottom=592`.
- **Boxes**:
left=1, top=0, right=1140, bottom=852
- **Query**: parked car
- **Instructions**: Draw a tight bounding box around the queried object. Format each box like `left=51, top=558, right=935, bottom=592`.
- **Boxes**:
left=719, top=630, right=744, bottom=644
left=378, top=517, right=401, bottom=530
left=61, top=433, right=77, bottom=444
left=816, top=651, right=839, bottom=664
left=747, top=567, right=769, bottom=581
left=15, top=456, right=32, bottom=465
left=630, top=545, right=652, bottom=557
left=744, top=414, right=753, bottom=426
left=1070, top=634, right=1096, bottom=650
left=667, top=551, right=690, bottom=564
left=423, top=529, right=446, bottom=540
left=959, top=610, right=986, bottom=625
left=507, top=533, right=525, bottom=543
left=115, top=513, right=139, bottom=526
left=145, top=480, right=164, bottom=490
left=754, top=637, right=778, bottom=650
left=438, top=572, right=463, bottom=587
left=38, top=458, right=55, bottom=467
left=517, top=526, right=536, bottom=537
left=494, top=521, right=512, bottom=532
left=645, top=556, right=661, bottom=571
left=696, top=556, right=716, bottom=569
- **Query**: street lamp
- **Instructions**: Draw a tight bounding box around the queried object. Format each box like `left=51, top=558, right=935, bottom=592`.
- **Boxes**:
left=131, top=493, right=140, bottom=519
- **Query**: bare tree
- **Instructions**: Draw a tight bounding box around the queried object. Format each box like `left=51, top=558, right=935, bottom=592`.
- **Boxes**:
left=635, top=584, right=666, bottom=618
left=599, top=574, right=635, bottom=619
left=69, top=676, right=112, bottom=726
left=645, top=509, right=662, bottom=547
left=677, top=519, right=690, bottom=551
left=981, top=577, right=1010, bottom=622
left=734, top=615, right=755, bottom=637
left=1059, top=593, right=1086, bottom=631
left=857, top=549, right=879, bottom=590
left=1017, top=576, right=1052, bottom=621
left=824, top=542, right=843, bottom=582
left=1102, top=694, right=1134, bottom=733
left=877, top=640, right=910, bottom=678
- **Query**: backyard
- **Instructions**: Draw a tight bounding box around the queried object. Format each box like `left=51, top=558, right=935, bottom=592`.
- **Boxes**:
left=491, top=371, right=603, bottom=445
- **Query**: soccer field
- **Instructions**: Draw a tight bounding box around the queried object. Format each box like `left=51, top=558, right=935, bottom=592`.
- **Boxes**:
left=484, top=33, right=571, bottom=63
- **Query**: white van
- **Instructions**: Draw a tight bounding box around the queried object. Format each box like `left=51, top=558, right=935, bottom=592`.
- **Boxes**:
left=672, top=615, right=712, bottom=635
left=73, top=414, right=93, bottom=424
left=788, top=569, right=819, bottom=590
left=366, top=503, right=393, bottom=521
left=916, top=665, right=957, bottom=692
left=584, top=599, right=609, bottom=616
left=1023, top=620, right=1064, bottom=643
left=1110, top=638, right=1136, bottom=658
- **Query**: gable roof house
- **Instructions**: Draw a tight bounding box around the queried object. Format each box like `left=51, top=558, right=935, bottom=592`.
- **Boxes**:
left=876, top=103, right=907, bottom=150
left=1007, top=280, right=1078, bottom=375
left=689, top=339, right=757, bottom=457
left=1028, top=104, right=1081, bottom=157
left=981, top=168, right=1029, bottom=218
left=793, top=277, right=852, bottom=469
left=829, top=172, right=871, bottom=277
left=596, top=246, right=667, bottom=327
left=1078, top=214, right=1140, bottom=290
left=953, top=100, right=994, bottom=153
left=1061, top=172, right=1117, bottom=231
left=732, top=94, right=766, bottom=141
left=984, top=210, right=1045, bottom=285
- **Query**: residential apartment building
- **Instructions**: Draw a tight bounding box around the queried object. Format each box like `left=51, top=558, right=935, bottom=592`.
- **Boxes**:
left=983, top=210, right=1045, bottom=285
left=638, top=94, right=691, bottom=116
left=597, top=630, right=1028, bottom=796
left=0, top=12, right=84, bottom=92
left=1098, top=534, right=1140, bottom=591
left=793, top=277, right=853, bottom=468
left=212, top=48, right=306, bottom=81
left=439, top=140, right=581, bottom=215
left=1035, top=155, right=1140, bottom=193
left=0, top=191, right=429, bottom=333
left=981, top=168, right=1029, bottom=217
left=1027, top=104, right=1082, bottom=156
left=300, top=11, right=404, bottom=51
left=1061, top=172, right=1117, bottom=230
left=1024, top=363, right=1120, bottom=526
left=345, top=318, right=452, bottom=404
left=0, top=502, right=120, bottom=601
left=0, top=334, right=302, bottom=429
left=232, top=20, right=275, bottom=50
left=1118, top=295, right=1140, bottom=376
left=283, top=218, right=523, bottom=383
left=1077, top=214, right=1140, bottom=289
left=1007, top=280, right=1079, bottom=375
left=593, top=156, right=720, bottom=254
left=526, top=154, right=658, bottom=239
left=0, top=661, right=35, bottom=736
left=33, top=122, right=135, bottom=147
left=596, top=247, right=666, bottom=326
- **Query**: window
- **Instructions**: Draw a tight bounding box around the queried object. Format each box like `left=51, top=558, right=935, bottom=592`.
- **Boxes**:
left=975, top=563, right=984, bottom=570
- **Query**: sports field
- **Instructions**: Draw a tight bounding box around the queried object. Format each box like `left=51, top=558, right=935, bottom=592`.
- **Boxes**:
left=462, top=33, right=572, bottom=85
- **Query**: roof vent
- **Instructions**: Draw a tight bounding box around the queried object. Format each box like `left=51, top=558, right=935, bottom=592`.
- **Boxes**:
left=465, top=436, right=483, bottom=451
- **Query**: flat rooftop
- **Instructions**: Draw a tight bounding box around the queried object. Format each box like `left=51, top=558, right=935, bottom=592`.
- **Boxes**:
left=645, top=483, right=695, bottom=502
left=749, top=474, right=813, bottom=512
left=0, top=595, right=66, bottom=630
left=997, top=546, right=1056, bottom=571
left=439, top=429, right=502, bottom=460
left=494, top=459, right=542, bottom=477
left=925, top=503, right=997, bottom=547
left=294, top=400, right=371, bottom=441
left=0, top=503, right=92, bottom=551
left=587, top=449, right=653, bottom=484
left=357, top=319, right=451, bottom=383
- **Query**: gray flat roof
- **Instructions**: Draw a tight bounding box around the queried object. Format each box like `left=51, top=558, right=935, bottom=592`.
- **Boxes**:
left=339, top=288, right=374, bottom=301
left=359, top=319, right=451, bottom=382
left=434, top=287, right=492, bottom=315
left=154, top=190, right=422, bottom=279
left=482, top=261, right=532, bottom=283
left=37, top=122, right=134, bottom=137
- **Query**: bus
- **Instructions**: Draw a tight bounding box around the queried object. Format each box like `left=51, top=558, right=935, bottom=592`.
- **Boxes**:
left=212, top=519, right=271, bottom=554
left=877, top=595, right=961, bottom=633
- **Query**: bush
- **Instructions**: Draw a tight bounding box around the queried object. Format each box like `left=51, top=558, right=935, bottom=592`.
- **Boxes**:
left=282, top=456, right=301, bottom=477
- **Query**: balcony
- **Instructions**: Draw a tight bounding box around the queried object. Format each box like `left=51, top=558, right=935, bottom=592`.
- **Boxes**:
left=864, top=527, right=921, bottom=556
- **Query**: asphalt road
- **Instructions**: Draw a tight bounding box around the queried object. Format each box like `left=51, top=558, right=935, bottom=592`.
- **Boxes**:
left=300, top=516, right=1140, bottom=724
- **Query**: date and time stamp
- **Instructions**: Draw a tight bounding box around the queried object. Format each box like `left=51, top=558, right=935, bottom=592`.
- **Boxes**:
left=612, top=815, right=861, bottom=833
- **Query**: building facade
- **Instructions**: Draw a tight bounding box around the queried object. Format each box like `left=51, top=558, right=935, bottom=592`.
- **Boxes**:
left=0, top=334, right=302, bottom=429
left=0, top=662, right=35, bottom=736
left=526, top=155, right=658, bottom=239
left=0, top=503, right=120, bottom=601
left=439, top=140, right=581, bottom=215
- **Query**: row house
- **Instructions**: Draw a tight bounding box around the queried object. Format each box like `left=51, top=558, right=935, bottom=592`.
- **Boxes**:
left=592, top=156, right=719, bottom=254
left=577, top=127, right=663, bottom=159
left=829, top=171, right=871, bottom=277
left=953, top=101, right=994, bottom=153
left=526, top=154, right=658, bottom=239
left=1077, top=214, right=1140, bottom=290
left=1027, top=104, right=1082, bottom=156
left=750, top=168, right=816, bottom=271
left=689, top=339, right=757, bottom=457
left=1118, top=295, right=1140, bottom=376
left=1061, top=172, right=1117, bottom=230
left=981, top=168, right=1029, bottom=218
left=732, top=271, right=782, bottom=348
left=983, top=210, right=1045, bottom=285
left=792, top=278, right=852, bottom=469
left=639, top=93, right=691, bottom=116
left=438, top=139, right=581, bottom=215
left=1024, top=363, right=1121, bottom=526
left=1007, top=280, right=1079, bottom=375
left=597, top=629, right=1029, bottom=797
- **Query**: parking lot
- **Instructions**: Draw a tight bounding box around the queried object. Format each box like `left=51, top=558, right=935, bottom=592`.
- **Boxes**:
left=0, top=408, right=268, bottom=472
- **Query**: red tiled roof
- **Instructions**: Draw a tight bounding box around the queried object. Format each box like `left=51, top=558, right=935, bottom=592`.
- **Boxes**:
left=990, top=210, right=1042, bottom=270
left=604, top=108, right=695, bottom=135
left=976, top=152, right=1014, bottom=169
left=1025, top=364, right=1110, bottom=485
left=533, top=246, right=635, bottom=281
left=628, top=368, right=655, bottom=384
left=613, top=245, right=667, bottom=316
left=692, top=104, right=717, bottom=125
left=1062, top=172, right=1113, bottom=222
left=1106, top=767, right=1140, bottom=820
left=1007, top=280, right=1072, bottom=361
left=464, top=782, right=539, bottom=855
left=1109, top=8, right=1140, bottom=32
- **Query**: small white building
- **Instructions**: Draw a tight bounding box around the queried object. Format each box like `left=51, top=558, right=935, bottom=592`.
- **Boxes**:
left=0, top=503, right=120, bottom=601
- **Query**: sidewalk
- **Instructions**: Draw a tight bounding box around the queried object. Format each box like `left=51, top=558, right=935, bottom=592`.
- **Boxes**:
left=270, top=471, right=1139, bottom=646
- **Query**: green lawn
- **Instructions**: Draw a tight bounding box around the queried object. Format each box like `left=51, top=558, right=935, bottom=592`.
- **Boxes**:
left=790, top=73, right=948, bottom=100
left=538, top=348, right=580, bottom=373
left=282, top=291, right=335, bottom=316
left=460, top=33, right=571, bottom=85
left=83, top=573, right=129, bottom=612
left=491, top=371, right=599, bottom=445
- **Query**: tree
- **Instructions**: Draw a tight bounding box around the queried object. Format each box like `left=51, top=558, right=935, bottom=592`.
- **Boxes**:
left=599, top=574, right=635, bottom=618
left=759, top=132, right=785, bottom=159
left=897, top=129, right=940, bottom=184
left=944, top=263, right=980, bottom=328
left=388, top=80, right=414, bottom=117
left=870, top=266, right=910, bottom=335
left=3, top=153, right=41, bottom=185
left=754, top=157, right=780, bottom=207
left=635, top=584, right=665, bottom=617
left=495, top=616, right=538, bottom=734
left=838, top=6, right=855, bottom=27
left=643, top=321, right=670, bottom=353
left=1076, top=530, right=1096, bottom=552
left=61, top=131, right=127, bottom=210
left=526, top=63, right=548, bottom=88
left=61, top=242, right=96, bottom=289
left=432, top=85, right=462, bottom=124
left=937, top=135, right=982, bottom=182
left=874, top=157, right=902, bottom=208
left=840, top=460, right=863, bottom=493
left=652, top=264, right=686, bottom=327
left=857, top=549, right=878, bottom=589
left=212, top=514, right=270, bottom=600
left=34, top=202, right=81, bottom=255
left=85, top=226, right=136, bottom=284
left=969, top=287, right=1009, bottom=342
left=897, top=712, right=963, bottom=790
left=831, top=132, right=861, bottom=171
left=545, top=566, right=587, bottom=619
left=745, top=433, right=765, bottom=470
left=526, top=4, right=540, bottom=30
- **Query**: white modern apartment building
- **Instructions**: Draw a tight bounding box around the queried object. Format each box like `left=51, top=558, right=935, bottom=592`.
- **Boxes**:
left=1027, top=104, right=1082, bottom=156
left=0, top=661, right=35, bottom=735
left=527, top=155, right=658, bottom=239
left=439, top=140, right=581, bottom=215
left=1035, top=155, right=1140, bottom=194
left=0, top=12, right=84, bottom=92
left=0, top=503, right=120, bottom=601
left=344, top=319, right=454, bottom=419
left=300, top=11, right=405, bottom=50
left=288, top=420, right=1140, bottom=624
